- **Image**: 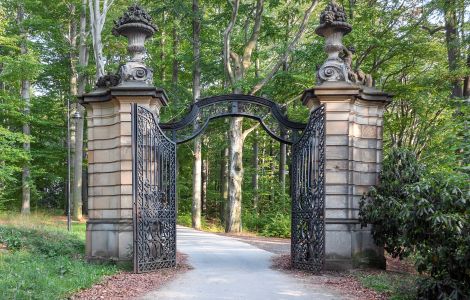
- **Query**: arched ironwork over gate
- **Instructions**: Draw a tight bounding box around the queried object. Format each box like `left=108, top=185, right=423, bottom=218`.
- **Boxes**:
left=131, top=94, right=325, bottom=273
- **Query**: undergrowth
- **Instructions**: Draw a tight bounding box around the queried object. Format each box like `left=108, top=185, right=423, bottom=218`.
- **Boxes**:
left=0, top=212, right=119, bottom=299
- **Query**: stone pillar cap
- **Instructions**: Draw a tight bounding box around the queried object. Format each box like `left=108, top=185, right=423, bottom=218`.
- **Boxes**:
left=301, top=81, right=392, bottom=106
left=78, top=84, right=169, bottom=106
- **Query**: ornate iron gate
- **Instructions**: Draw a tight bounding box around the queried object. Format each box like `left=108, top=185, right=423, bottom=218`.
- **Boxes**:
left=132, top=96, right=325, bottom=273
left=291, top=105, right=326, bottom=272
left=132, top=104, right=177, bottom=273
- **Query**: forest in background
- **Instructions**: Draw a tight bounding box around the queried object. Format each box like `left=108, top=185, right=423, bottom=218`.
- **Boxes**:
left=0, top=0, right=468, bottom=237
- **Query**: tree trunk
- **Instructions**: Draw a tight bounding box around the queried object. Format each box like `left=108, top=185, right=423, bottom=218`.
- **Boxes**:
left=227, top=117, right=243, bottom=233
left=202, top=155, right=208, bottom=214
left=252, top=131, right=259, bottom=211
left=269, top=138, right=275, bottom=202
left=88, top=0, right=112, bottom=79
left=444, top=0, right=462, bottom=98
left=68, top=4, right=81, bottom=220
left=464, top=52, right=470, bottom=98
left=18, top=6, right=30, bottom=215
left=279, top=134, right=286, bottom=196
left=192, top=137, right=202, bottom=229
left=160, top=11, right=166, bottom=82
left=172, top=22, right=179, bottom=86
left=90, top=4, right=104, bottom=78
left=191, top=0, right=202, bottom=229
left=72, top=0, right=88, bottom=220
left=220, top=147, right=229, bottom=222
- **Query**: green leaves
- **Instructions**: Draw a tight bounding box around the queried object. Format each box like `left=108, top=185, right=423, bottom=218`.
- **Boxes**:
left=360, top=147, right=470, bottom=299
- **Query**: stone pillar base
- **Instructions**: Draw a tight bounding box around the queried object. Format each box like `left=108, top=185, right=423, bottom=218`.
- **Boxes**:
left=325, top=221, right=385, bottom=270
left=86, top=219, right=133, bottom=262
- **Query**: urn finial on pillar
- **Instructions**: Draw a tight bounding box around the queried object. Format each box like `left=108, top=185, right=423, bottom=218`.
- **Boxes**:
left=112, top=4, right=157, bottom=85
left=315, top=2, right=352, bottom=85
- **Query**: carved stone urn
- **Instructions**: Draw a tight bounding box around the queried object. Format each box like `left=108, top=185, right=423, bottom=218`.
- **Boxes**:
left=112, top=4, right=157, bottom=85
left=315, top=2, right=352, bottom=84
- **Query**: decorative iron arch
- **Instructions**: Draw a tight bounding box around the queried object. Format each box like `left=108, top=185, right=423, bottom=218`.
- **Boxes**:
left=159, top=94, right=306, bottom=144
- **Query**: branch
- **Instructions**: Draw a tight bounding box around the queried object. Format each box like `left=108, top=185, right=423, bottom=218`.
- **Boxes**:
left=250, top=0, right=318, bottom=95
left=422, top=25, right=445, bottom=35
left=242, top=122, right=260, bottom=140
left=88, top=0, right=97, bottom=49
left=99, top=0, right=115, bottom=33
left=242, top=94, right=301, bottom=139
left=242, top=0, right=264, bottom=72
left=223, top=0, right=240, bottom=86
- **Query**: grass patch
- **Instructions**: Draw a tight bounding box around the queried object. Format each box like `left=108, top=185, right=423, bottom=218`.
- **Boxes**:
left=355, top=271, right=419, bottom=300
left=0, top=212, right=120, bottom=299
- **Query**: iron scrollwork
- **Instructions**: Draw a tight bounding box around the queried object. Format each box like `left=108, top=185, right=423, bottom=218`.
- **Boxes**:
left=159, top=94, right=306, bottom=145
left=291, top=105, right=326, bottom=272
left=132, top=99, right=325, bottom=274
left=132, top=104, right=177, bottom=273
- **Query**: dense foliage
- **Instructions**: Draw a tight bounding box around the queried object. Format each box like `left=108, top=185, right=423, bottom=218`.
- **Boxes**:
left=0, top=0, right=468, bottom=277
left=360, top=148, right=470, bottom=299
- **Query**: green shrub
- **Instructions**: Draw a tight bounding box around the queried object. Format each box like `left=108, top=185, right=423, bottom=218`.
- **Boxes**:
left=177, top=213, right=192, bottom=227
left=360, top=147, right=470, bottom=299
left=242, top=211, right=268, bottom=232
left=242, top=211, right=291, bottom=238
left=261, top=213, right=290, bottom=238
left=405, top=175, right=469, bottom=299
left=359, top=148, right=423, bottom=258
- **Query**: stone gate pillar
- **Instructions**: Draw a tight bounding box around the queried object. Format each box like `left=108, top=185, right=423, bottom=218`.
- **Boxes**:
left=302, top=3, right=391, bottom=270
left=79, top=5, right=167, bottom=263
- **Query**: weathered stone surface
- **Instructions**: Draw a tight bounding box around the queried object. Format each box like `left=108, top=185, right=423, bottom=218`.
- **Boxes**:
left=83, top=91, right=164, bottom=262
left=303, top=80, right=390, bottom=270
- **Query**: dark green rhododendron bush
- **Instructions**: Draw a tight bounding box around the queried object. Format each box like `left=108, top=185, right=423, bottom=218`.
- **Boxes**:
left=360, top=148, right=470, bottom=299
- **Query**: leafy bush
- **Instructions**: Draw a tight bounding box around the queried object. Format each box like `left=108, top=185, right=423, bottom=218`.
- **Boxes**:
left=242, top=211, right=291, bottom=238
left=261, top=213, right=290, bottom=238
left=360, top=148, right=470, bottom=299
left=359, top=148, right=423, bottom=258
left=177, top=212, right=192, bottom=227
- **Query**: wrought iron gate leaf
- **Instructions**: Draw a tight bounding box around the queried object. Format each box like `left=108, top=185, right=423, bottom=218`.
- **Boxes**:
left=291, top=105, right=326, bottom=272
left=132, top=104, right=177, bottom=273
left=132, top=98, right=325, bottom=273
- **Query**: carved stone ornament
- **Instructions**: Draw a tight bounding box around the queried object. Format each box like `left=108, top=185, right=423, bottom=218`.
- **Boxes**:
left=96, top=73, right=121, bottom=88
left=315, top=2, right=353, bottom=85
left=111, top=4, right=156, bottom=86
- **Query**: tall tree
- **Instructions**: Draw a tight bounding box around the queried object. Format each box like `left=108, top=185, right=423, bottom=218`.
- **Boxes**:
left=443, top=0, right=462, bottom=98
left=223, top=0, right=318, bottom=232
left=18, top=4, right=30, bottom=215
left=223, top=0, right=263, bottom=233
left=192, top=0, right=202, bottom=229
left=88, top=0, right=113, bottom=79
left=65, top=3, right=80, bottom=220
left=72, top=0, right=88, bottom=220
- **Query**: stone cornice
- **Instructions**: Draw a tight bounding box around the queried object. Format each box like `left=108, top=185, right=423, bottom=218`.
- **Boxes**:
left=302, top=83, right=392, bottom=107
left=79, top=84, right=169, bottom=106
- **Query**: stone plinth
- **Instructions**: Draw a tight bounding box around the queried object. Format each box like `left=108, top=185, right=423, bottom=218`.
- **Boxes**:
left=80, top=86, right=167, bottom=262
left=302, top=81, right=391, bottom=270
